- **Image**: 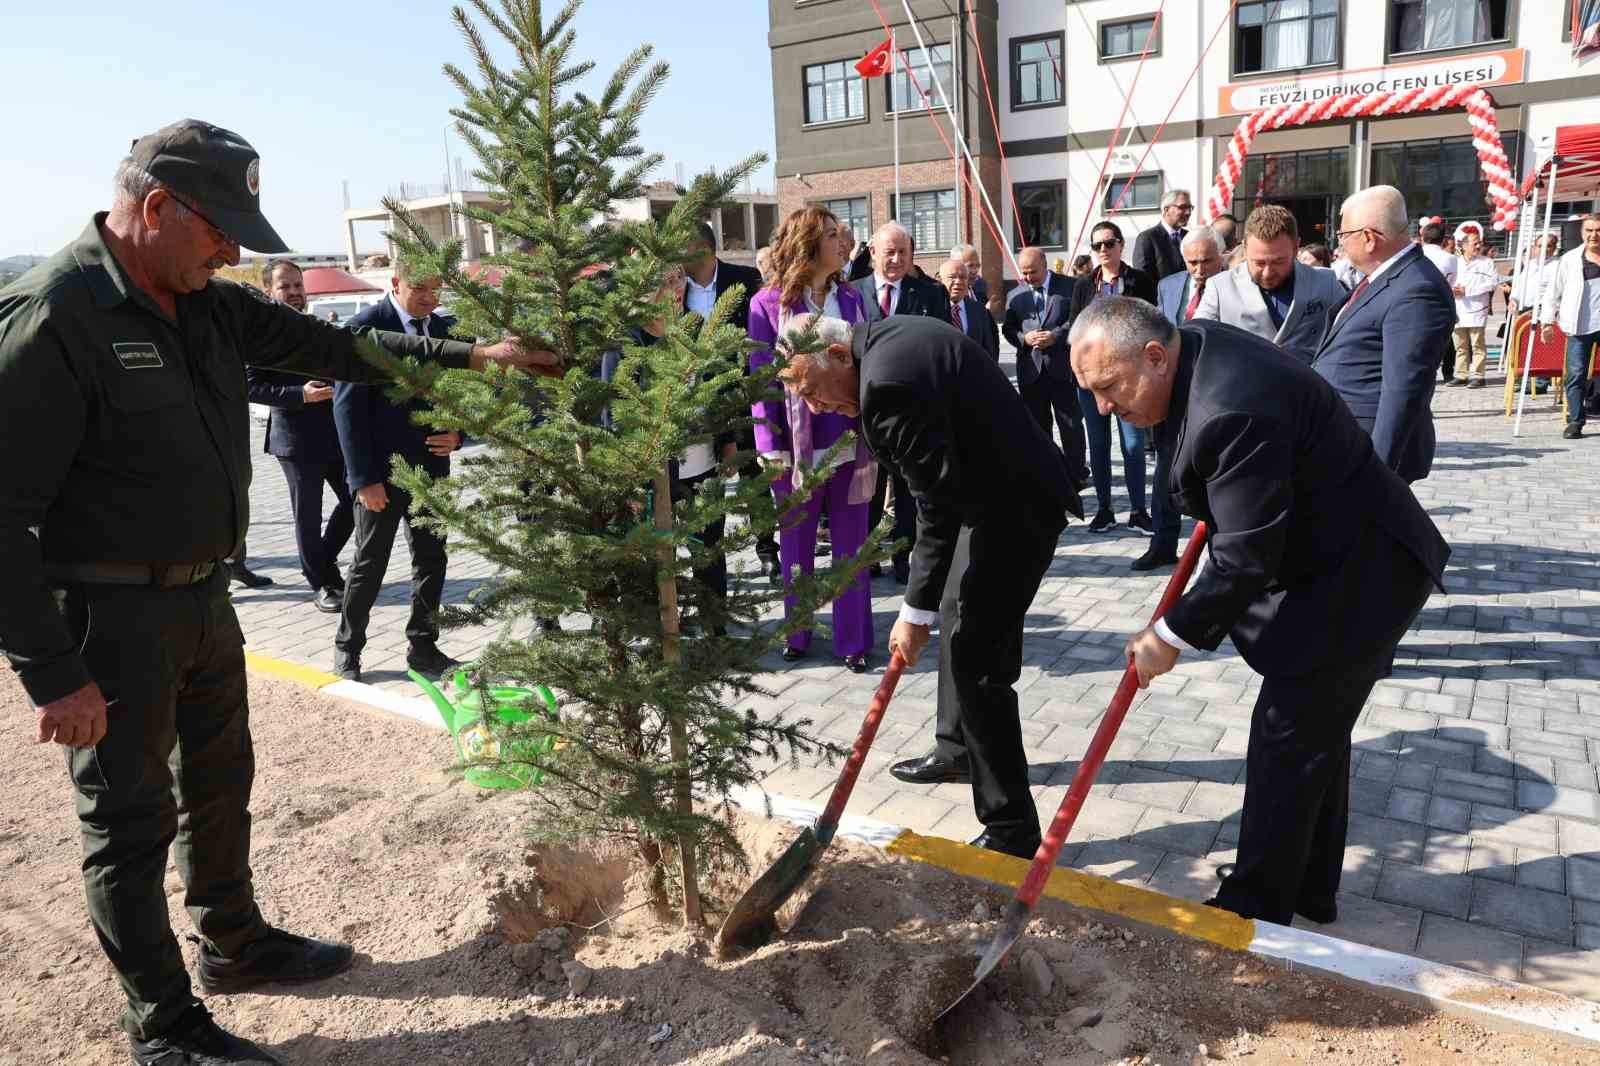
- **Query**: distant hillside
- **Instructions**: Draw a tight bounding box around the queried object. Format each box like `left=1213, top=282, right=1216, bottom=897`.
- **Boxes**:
left=0, top=254, right=47, bottom=274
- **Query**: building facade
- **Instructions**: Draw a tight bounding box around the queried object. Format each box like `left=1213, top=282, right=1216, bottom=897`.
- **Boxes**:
left=771, top=0, right=1600, bottom=286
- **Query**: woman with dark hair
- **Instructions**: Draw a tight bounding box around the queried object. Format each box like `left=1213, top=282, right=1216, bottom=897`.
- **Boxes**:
left=1067, top=219, right=1156, bottom=534
left=1298, top=243, right=1333, bottom=268
left=1071, top=254, right=1093, bottom=278
left=747, top=205, right=877, bottom=672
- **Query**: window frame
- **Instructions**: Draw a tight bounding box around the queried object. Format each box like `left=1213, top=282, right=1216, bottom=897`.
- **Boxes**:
left=890, top=187, right=959, bottom=254
left=1384, top=0, right=1516, bottom=63
left=1102, top=172, right=1165, bottom=212
left=811, top=195, right=872, bottom=240
left=1097, top=14, right=1162, bottom=65
left=885, top=41, right=955, bottom=116
left=800, top=58, right=868, bottom=128
left=1010, top=32, right=1065, bottom=111
left=1012, top=181, right=1067, bottom=249
left=1230, top=0, right=1344, bottom=79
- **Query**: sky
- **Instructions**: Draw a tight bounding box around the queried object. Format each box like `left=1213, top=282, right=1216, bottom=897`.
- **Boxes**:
left=1, top=0, right=776, bottom=257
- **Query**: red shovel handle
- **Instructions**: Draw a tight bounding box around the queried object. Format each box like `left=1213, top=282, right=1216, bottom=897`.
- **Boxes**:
left=1013, top=521, right=1209, bottom=908
left=815, top=652, right=908, bottom=841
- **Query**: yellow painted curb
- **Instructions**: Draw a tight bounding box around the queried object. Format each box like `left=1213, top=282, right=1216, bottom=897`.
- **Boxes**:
left=887, top=829, right=1256, bottom=952
left=244, top=651, right=341, bottom=691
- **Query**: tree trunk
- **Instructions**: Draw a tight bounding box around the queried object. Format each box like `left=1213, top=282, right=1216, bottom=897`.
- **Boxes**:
left=651, top=468, right=703, bottom=928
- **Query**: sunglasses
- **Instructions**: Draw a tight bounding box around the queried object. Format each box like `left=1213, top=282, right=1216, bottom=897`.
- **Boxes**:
left=1089, top=239, right=1121, bottom=252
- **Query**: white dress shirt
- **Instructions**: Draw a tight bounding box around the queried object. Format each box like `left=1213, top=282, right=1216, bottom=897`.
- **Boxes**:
left=389, top=293, right=430, bottom=336
left=678, top=267, right=720, bottom=478
left=1419, top=243, right=1458, bottom=289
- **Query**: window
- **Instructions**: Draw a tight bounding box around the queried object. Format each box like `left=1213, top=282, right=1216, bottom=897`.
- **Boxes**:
left=1367, top=133, right=1522, bottom=227
left=1100, top=16, right=1158, bottom=61
left=1232, top=148, right=1350, bottom=212
left=803, top=60, right=865, bottom=125
left=817, top=196, right=870, bottom=238
left=892, top=189, right=957, bottom=253
left=1235, top=0, right=1340, bottom=75
left=1389, top=0, right=1509, bottom=56
left=1103, top=173, right=1163, bottom=211
left=888, top=43, right=953, bottom=113
left=1011, top=34, right=1063, bottom=109
left=1014, top=183, right=1065, bottom=247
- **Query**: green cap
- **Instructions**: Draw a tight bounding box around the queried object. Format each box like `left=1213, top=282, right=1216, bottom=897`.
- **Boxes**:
left=128, top=119, right=288, bottom=253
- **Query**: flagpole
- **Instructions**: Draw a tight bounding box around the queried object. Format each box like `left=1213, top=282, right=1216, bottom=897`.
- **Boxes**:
left=892, top=28, right=901, bottom=218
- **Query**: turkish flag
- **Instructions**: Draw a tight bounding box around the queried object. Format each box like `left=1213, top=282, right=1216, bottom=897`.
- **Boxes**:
left=855, top=39, right=894, bottom=79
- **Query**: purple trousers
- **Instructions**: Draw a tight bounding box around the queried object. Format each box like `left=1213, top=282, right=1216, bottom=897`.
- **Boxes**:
left=772, top=462, right=874, bottom=658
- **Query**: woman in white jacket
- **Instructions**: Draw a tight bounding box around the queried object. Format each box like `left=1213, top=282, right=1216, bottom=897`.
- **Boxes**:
left=1538, top=214, right=1600, bottom=438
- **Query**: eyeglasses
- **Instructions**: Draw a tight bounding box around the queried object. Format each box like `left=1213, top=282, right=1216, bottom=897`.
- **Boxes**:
left=1170, top=203, right=1193, bottom=213
left=165, top=190, right=236, bottom=248
left=1335, top=227, right=1377, bottom=245
left=1089, top=239, right=1121, bottom=252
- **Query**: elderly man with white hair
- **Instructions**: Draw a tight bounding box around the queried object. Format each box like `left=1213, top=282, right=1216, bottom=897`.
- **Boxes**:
left=1312, top=184, right=1455, bottom=483
left=853, top=221, right=950, bottom=321
left=950, top=241, right=988, bottom=309
left=778, top=312, right=1082, bottom=858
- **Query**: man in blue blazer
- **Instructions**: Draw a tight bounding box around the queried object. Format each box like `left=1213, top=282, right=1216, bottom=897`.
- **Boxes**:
left=332, top=267, right=464, bottom=681
left=245, top=259, right=353, bottom=613
left=1003, top=246, right=1088, bottom=482
left=937, top=257, right=998, bottom=359
left=1312, top=186, right=1455, bottom=484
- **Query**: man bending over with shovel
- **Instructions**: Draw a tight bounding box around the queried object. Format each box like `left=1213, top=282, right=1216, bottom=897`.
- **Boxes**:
left=1070, top=298, right=1448, bottom=926
left=778, top=314, right=1083, bottom=859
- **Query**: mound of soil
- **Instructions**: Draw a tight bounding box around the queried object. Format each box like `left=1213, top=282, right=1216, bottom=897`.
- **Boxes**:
left=1, top=671, right=1595, bottom=1066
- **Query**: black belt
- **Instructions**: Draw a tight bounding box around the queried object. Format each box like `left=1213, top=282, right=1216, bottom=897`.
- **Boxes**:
left=45, top=561, right=219, bottom=588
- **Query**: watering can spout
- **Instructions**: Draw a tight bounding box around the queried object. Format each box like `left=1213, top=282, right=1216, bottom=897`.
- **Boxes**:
left=407, top=669, right=457, bottom=732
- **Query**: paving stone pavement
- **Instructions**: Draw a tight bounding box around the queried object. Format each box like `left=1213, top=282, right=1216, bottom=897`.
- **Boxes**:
left=232, top=342, right=1600, bottom=1000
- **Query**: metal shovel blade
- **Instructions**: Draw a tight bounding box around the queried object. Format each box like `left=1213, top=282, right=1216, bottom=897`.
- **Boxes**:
left=936, top=898, right=1031, bottom=1020
left=715, top=824, right=823, bottom=953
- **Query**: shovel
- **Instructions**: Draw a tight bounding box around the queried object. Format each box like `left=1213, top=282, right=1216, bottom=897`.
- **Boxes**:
left=938, top=521, right=1209, bottom=1019
left=716, top=651, right=908, bottom=953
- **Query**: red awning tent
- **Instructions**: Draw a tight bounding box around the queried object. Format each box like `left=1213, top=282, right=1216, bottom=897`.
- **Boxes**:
left=1517, top=123, right=1600, bottom=202
left=300, top=267, right=382, bottom=298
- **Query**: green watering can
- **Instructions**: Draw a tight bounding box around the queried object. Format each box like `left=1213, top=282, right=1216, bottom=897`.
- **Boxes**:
left=408, top=668, right=559, bottom=790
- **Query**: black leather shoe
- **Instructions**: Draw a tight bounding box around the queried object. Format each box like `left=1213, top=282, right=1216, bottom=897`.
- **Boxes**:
left=843, top=653, right=868, bottom=674
left=228, top=565, right=274, bottom=590
left=196, top=926, right=354, bottom=995
left=1130, top=547, right=1177, bottom=572
left=312, top=587, right=342, bottom=614
left=130, top=1003, right=281, bottom=1065
left=889, top=752, right=971, bottom=784
left=1564, top=423, right=1584, bottom=439
left=332, top=653, right=361, bottom=683
left=968, top=830, right=1041, bottom=860
left=406, top=644, right=463, bottom=678
left=781, top=646, right=806, bottom=663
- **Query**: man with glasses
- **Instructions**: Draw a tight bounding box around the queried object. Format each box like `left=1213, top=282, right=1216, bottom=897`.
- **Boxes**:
left=0, top=120, right=551, bottom=1066
left=1313, top=185, right=1455, bottom=483
left=1132, top=189, right=1193, bottom=282
left=1538, top=214, right=1600, bottom=439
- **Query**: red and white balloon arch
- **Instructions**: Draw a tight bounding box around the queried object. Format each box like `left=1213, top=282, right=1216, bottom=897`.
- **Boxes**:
left=1202, top=84, right=1523, bottom=232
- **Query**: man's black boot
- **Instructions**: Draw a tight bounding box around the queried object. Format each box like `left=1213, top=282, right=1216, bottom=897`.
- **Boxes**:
left=129, top=1003, right=281, bottom=1065
left=196, top=927, right=354, bottom=995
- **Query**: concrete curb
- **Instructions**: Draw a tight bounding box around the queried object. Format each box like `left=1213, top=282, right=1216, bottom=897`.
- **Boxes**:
left=244, top=650, right=1600, bottom=1047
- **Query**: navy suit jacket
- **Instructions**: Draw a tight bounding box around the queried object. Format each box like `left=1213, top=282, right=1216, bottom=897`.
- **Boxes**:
left=1001, top=271, right=1075, bottom=386
left=245, top=366, right=342, bottom=463
left=1311, top=245, right=1454, bottom=483
left=951, top=296, right=999, bottom=359
left=334, top=298, right=457, bottom=492
left=853, top=272, right=951, bottom=323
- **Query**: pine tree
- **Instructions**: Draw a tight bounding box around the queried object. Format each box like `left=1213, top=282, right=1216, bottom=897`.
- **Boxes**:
left=357, top=0, right=886, bottom=925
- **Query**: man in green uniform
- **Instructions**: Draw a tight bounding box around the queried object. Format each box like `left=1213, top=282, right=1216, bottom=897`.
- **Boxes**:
left=0, top=120, right=549, bottom=1066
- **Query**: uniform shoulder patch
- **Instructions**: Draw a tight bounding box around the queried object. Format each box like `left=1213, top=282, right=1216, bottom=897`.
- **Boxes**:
left=112, top=342, right=164, bottom=370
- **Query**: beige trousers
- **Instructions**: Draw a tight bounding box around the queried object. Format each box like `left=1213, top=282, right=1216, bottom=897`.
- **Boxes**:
left=1453, top=326, right=1487, bottom=381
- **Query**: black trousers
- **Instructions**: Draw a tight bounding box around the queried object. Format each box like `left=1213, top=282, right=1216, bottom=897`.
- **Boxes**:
left=335, top=482, right=447, bottom=656
left=1019, top=374, right=1088, bottom=481
left=679, top=468, right=729, bottom=608
left=57, top=572, right=267, bottom=1039
left=867, top=466, right=918, bottom=562
left=738, top=457, right=779, bottom=562
left=277, top=454, right=353, bottom=591
left=933, top=516, right=1062, bottom=840
left=1214, top=549, right=1435, bottom=925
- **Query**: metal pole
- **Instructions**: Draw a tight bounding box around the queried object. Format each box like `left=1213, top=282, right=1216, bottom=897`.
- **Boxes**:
left=1514, top=156, right=1559, bottom=438
left=1500, top=178, right=1535, bottom=376
left=893, top=28, right=901, bottom=218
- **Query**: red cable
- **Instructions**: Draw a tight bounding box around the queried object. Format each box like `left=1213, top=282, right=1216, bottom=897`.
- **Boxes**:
left=960, top=1, right=1022, bottom=249
left=1105, top=0, right=1242, bottom=217
left=1070, top=1, right=1166, bottom=256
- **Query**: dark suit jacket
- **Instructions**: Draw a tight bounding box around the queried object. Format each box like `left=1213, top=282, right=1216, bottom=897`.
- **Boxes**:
left=1132, top=224, right=1186, bottom=283
left=334, top=298, right=457, bottom=492
left=853, top=271, right=951, bottom=323
left=847, top=244, right=874, bottom=283
left=852, top=315, right=1082, bottom=613
left=1159, top=321, right=1449, bottom=678
left=700, top=259, right=763, bottom=333
left=1001, top=270, right=1076, bottom=386
left=1311, top=245, right=1454, bottom=483
left=245, top=366, right=342, bottom=462
left=953, top=296, right=999, bottom=359
left=1067, top=264, right=1159, bottom=322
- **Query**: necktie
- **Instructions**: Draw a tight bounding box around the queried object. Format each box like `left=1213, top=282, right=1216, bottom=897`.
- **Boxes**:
left=1033, top=286, right=1044, bottom=314
left=1335, top=277, right=1370, bottom=322
left=1173, top=227, right=1186, bottom=250
left=1184, top=276, right=1206, bottom=321
left=950, top=301, right=962, bottom=329
left=409, top=316, right=429, bottom=337
left=880, top=283, right=893, bottom=317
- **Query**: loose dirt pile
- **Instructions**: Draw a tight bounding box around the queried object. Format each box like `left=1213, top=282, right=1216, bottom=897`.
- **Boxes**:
left=1, top=670, right=1596, bottom=1065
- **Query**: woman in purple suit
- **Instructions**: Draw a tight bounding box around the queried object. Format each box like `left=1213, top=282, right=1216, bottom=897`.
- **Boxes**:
left=748, top=205, right=876, bottom=673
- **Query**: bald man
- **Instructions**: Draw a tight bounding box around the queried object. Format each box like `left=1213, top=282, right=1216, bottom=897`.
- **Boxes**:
left=1003, top=246, right=1088, bottom=483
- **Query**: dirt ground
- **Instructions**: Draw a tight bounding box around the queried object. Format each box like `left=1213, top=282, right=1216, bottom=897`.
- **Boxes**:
left=2, top=670, right=1599, bottom=1066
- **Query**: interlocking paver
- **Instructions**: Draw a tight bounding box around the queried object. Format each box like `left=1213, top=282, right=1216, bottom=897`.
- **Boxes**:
left=233, top=350, right=1600, bottom=998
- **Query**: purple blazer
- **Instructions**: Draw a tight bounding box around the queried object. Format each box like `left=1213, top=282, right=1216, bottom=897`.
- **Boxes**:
left=747, top=282, right=867, bottom=457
